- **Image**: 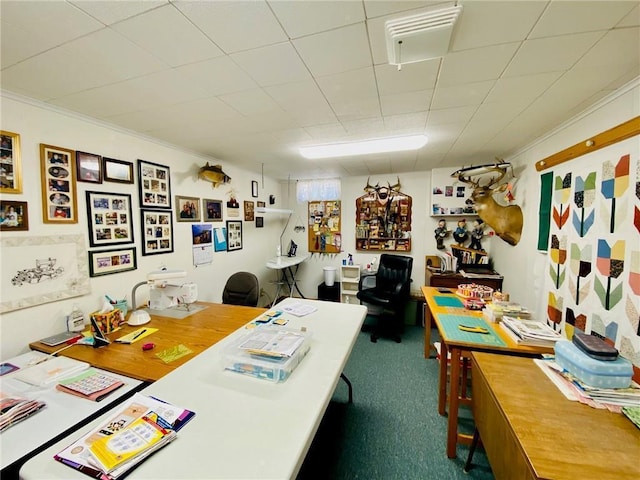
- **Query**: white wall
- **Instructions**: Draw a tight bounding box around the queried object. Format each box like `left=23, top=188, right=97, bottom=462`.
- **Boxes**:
left=492, top=78, right=640, bottom=319
left=0, top=93, right=286, bottom=359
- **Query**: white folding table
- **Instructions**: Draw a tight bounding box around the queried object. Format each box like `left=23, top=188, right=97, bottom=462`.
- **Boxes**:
left=266, top=254, right=309, bottom=305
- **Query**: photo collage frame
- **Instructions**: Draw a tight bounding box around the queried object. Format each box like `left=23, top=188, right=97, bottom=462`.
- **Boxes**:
left=40, top=144, right=78, bottom=224
left=86, top=191, right=134, bottom=248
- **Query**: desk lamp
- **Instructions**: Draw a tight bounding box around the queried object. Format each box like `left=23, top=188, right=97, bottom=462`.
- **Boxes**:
left=256, top=207, right=293, bottom=258
left=130, top=269, right=194, bottom=325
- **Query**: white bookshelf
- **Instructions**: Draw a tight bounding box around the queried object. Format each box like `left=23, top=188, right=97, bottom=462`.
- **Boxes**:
left=340, top=264, right=361, bottom=303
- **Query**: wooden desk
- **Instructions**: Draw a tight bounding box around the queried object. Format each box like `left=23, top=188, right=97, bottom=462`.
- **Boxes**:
left=421, top=286, right=554, bottom=458
left=30, top=303, right=265, bottom=383
left=471, top=352, right=640, bottom=480
left=20, top=298, right=368, bottom=480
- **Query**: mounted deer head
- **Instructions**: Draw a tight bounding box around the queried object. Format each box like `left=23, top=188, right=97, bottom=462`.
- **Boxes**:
left=452, top=165, right=523, bottom=246
left=364, top=177, right=401, bottom=205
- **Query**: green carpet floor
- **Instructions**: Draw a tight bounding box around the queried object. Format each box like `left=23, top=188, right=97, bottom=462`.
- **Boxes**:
left=297, top=323, right=495, bottom=480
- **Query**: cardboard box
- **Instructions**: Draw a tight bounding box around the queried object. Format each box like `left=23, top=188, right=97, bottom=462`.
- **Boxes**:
left=90, top=309, right=123, bottom=334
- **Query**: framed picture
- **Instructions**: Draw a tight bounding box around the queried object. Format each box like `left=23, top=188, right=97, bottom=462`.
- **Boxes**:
left=0, top=200, right=28, bottom=231
left=88, top=247, right=137, bottom=277
left=138, top=159, right=171, bottom=209
left=1, top=234, right=91, bottom=314
left=244, top=200, right=254, bottom=221
left=76, top=151, right=102, bottom=183
left=257, top=201, right=266, bottom=208
left=103, top=157, right=134, bottom=184
left=141, top=209, right=174, bottom=255
left=251, top=180, right=258, bottom=198
left=40, top=144, right=78, bottom=224
left=86, top=191, right=134, bottom=247
left=0, top=130, right=22, bottom=194
left=176, top=195, right=201, bottom=222
left=226, top=220, right=242, bottom=251
left=256, top=216, right=263, bottom=228
left=202, top=198, right=223, bottom=222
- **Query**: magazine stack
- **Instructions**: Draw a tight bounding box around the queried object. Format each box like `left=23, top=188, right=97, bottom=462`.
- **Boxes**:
left=500, top=316, right=562, bottom=347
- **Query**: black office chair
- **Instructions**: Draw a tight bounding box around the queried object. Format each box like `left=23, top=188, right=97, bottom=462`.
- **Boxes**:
left=222, top=272, right=260, bottom=307
left=356, top=253, right=413, bottom=343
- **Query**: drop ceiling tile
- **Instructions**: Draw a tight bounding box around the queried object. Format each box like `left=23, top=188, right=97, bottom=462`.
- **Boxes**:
left=231, top=42, right=311, bottom=87
left=529, top=1, right=637, bottom=38
left=438, top=42, right=520, bottom=87
left=374, top=61, right=439, bottom=95
left=617, top=4, right=640, bottom=27
left=316, top=67, right=378, bottom=103
left=485, top=71, right=563, bottom=104
left=173, top=0, right=287, bottom=53
left=333, top=97, right=381, bottom=122
left=293, top=23, right=371, bottom=77
left=574, top=27, right=640, bottom=69
left=0, top=20, right=60, bottom=68
left=503, top=31, right=602, bottom=77
left=431, top=80, right=495, bottom=110
left=450, top=1, right=546, bottom=51
left=265, top=81, right=337, bottom=125
left=383, top=112, right=428, bottom=132
left=70, top=0, right=167, bottom=25
left=341, top=117, right=385, bottom=136
left=175, top=56, right=258, bottom=96
left=304, top=123, right=349, bottom=141
left=380, top=90, right=432, bottom=116
left=111, top=4, right=223, bottom=67
left=219, top=88, right=283, bottom=116
left=363, top=1, right=435, bottom=19
left=427, top=106, right=477, bottom=126
left=268, top=0, right=365, bottom=38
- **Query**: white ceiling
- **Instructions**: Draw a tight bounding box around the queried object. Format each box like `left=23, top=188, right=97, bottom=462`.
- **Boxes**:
left=1, top=0, right=639, bottom=180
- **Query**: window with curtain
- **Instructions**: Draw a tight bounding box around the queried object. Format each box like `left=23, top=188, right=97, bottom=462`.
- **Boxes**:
left=296, top=178, right=341, bottom=202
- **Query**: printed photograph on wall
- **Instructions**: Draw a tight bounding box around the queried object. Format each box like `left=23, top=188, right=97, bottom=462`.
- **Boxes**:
left=0, top=130, right=22, bottom=194
left=88, top=247, right=137, bottom=277
left=0, top=200, right=28, bottom=231
left=226, top=220, right=242, bottom=251
left=103, top=157, right=134, bottom=184
left=40, top=144, right=78, bottom=224
left=1, top=234, right=91, bottom=313
left=138, top=159, right=171, bottom=209
left=86, top=191, right=134, bottom=247
left=141, top=209, right=174, bottom=255
left=176, top=195, right=201, bottom=222
left=244, top=200, right=254, bottom=221
left=203, top=198, right=223, bottom=222
left=76, top=151, right=102, bottom=183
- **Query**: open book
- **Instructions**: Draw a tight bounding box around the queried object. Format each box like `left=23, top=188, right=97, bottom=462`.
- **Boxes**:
left=54, top=393, right=195, bottom=479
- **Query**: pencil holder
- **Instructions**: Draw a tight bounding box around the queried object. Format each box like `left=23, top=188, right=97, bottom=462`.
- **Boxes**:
left=90, top=309, right=123, bottom=334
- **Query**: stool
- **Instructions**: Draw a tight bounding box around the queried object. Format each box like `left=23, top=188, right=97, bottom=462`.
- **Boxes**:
left=317, top=282, right=340, bottom=302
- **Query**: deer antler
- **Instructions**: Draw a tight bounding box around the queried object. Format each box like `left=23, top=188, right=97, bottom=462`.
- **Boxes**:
left=387, top=176, right=401, bottom=193
left=482, top=165, right=507, bottom=188
left=364, top=177, right=379, bottom=192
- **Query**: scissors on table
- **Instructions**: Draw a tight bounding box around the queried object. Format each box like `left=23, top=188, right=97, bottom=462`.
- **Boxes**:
left=458, top=324, right=489, bottom=334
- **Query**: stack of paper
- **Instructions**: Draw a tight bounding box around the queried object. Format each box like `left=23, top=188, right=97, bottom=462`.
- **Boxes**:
left=0, top=392, right=46, bottom=432
left=500, top=316, right=562, bottom=347
left=483, top=302, right=532, bottom=322
left=54, top=393, right=195, bottom=479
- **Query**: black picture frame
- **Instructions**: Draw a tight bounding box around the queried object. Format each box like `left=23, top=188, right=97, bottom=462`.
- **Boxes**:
left=88, top=247, right=137, bottom=277
left=251, top=180, right=258, bottom=198
left=103, top=157, right=134, bottom=184
left=138, top=159, right=171, bottom=209
left=76, top=151, right=103, bottom=184
left=226, top=220, right=242, bottom=251
left=86, top=191, right=134, bottom=247
left=141, top=209, right=174, bottom=255
left=255, top=216, right=263, bottom=228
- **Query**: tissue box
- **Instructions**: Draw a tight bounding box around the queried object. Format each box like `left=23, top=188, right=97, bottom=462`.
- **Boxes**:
left=90, top=309, right=123, bottom=334
left=554, top=340, right=632, bottom=388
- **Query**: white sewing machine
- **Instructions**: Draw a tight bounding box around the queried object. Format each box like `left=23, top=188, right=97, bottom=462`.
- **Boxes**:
left=147, top=270, right=198, bottom=310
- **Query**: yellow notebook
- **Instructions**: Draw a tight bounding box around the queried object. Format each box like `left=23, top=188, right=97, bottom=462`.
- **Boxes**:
left=114, top=328, right=157, bottom=344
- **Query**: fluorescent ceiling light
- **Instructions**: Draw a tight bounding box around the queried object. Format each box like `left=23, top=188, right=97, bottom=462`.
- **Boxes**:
left=300, top=134, right=428, bottom=159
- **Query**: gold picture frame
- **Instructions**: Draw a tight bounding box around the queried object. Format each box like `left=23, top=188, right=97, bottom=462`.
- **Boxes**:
left=40, top=144, right=78, bottom=224
left=1, top=130, right=22, bottom=194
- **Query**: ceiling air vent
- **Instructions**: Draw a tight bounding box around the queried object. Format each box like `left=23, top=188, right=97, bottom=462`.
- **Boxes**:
left=385, top=4, right=463, bottom=67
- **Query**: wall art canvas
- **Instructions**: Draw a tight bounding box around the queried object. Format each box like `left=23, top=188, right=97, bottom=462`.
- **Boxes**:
left=541, top=135, right=639, bottom=372
left=0, top=234, right=91, bottom=313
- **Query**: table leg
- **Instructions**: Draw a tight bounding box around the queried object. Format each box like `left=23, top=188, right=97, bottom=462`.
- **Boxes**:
left=438, top=341, right=448, bottom=416
left=424, top=303, right=433, bottom=358
left=289, top=265, right=306, bottom=299
left=447, top=346, right=462, bottom=459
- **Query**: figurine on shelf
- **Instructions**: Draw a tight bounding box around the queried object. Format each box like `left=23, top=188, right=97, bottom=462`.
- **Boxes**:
left=469, top=219, right=485, bottom=251
left=434, top=218, right=449, bottom=250
left=453, top=218, right=468, bottom=246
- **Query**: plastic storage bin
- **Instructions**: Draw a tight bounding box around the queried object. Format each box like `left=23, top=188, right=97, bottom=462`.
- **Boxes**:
left=222, top=327, right=311, bottom=383
left=554, top=340, right=632, bottom=388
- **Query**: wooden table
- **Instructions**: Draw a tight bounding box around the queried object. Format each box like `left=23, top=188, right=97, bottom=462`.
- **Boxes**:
left=471, top=352, right=640, bottom=479
left=30, top=303, right=265, bottom=383
left=421, top=286, right=554, bottom=458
